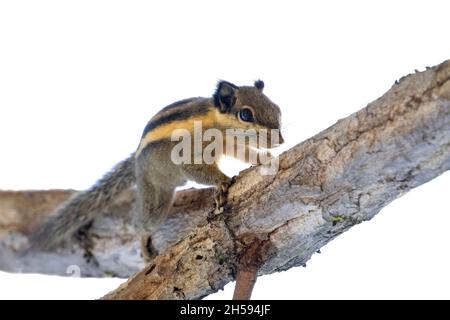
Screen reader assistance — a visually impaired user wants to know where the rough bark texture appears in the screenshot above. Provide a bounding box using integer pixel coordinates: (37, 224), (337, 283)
(0, 60), (449, 299)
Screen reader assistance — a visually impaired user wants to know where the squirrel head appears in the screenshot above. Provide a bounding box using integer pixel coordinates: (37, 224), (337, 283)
(213, 80), (284, 147)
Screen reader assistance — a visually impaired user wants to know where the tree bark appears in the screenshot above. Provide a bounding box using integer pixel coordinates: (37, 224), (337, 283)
(0, 60), (449, 299)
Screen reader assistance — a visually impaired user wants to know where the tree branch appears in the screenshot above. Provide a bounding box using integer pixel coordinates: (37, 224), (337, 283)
(0, 60), (449, 299)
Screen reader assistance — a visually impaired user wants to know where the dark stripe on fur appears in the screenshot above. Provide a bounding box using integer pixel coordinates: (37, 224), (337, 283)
(141, 98), (210, 138)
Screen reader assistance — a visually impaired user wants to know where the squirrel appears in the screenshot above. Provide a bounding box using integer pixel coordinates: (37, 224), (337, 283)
(29, 80), (283, 290)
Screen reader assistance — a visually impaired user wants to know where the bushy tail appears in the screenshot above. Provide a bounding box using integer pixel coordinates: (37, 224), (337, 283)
(29, 154), (135, 251)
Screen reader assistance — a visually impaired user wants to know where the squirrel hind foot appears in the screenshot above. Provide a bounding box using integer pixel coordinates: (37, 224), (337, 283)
(141, 235), (158, 263)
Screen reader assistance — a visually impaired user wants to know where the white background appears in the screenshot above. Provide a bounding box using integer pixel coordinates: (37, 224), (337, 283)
(0, 0), (449, 299)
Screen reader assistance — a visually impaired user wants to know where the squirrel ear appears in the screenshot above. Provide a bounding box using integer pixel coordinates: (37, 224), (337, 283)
(254, 80), (264, 91)
(214, 80), (238, 113)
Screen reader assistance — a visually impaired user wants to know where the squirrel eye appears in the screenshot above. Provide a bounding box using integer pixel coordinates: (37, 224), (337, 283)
(239, 108), (254, 122)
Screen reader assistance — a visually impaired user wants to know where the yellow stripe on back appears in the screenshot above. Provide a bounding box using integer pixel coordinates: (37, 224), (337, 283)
(136, 109), (216, 156)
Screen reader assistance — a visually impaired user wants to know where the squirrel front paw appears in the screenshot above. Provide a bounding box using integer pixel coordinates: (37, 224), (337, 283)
(213, 176), (236, 214)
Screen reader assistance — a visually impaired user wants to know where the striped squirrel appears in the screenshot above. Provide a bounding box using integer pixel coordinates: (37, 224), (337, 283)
(29, 80), (283, 264)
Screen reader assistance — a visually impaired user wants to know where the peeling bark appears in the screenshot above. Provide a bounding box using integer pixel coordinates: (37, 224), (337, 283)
(0, 60), (449, 299)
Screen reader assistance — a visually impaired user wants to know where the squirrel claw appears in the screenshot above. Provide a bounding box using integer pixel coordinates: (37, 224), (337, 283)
(214, 189), (227, 213)
(213, 177), (235, 215)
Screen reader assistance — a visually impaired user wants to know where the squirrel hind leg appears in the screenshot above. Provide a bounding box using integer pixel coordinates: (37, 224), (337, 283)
(140, 234), (158, 263)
